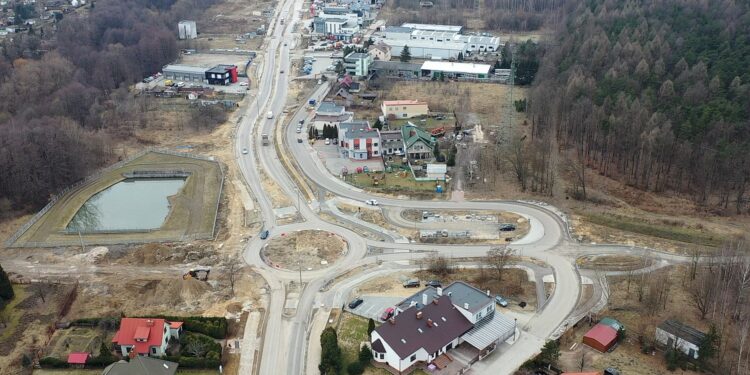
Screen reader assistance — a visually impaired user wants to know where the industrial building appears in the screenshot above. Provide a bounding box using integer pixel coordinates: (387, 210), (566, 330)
(163, 65), (207, 83)
(177, 20), (197, 40)
(383, 26), (412, 40)
(383, 39), (467, 60)
(205, 65), (238, 85)
(420, 61), (492, 79)
(401, 23), (463, 33)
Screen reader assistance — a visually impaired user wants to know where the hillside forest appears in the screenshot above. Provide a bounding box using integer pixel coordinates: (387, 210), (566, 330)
(527, 0), (750, 214)
(0, 0), (221, 214)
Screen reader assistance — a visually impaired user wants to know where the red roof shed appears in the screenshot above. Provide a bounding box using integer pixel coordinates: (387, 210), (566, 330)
(583, 323), (618, 352)
(67, 352), (90, 365)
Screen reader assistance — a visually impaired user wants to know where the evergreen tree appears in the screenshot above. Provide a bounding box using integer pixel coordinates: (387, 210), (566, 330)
(457, 52), (464, 61)
(433, 141), (441, 158)
(0, 264), (14, 303)
(319, 327), (342, 375)
(500, 43), (512, 69)
(538, 340), (560, 365)
(372, 119), (382, 130)
(359, 344), (373, 363)
(99, 342), (113, 359)
(400, 45), (411, 62)
(698, 325), (719, 370)
(367, 318), (375, 337)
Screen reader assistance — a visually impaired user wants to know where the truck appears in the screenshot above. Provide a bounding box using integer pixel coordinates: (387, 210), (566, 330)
(262, 134), (269, 146)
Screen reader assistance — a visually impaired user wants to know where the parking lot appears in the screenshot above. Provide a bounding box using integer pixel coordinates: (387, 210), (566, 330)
(344, 295), (404, 322)
(312, 140), (385, 176)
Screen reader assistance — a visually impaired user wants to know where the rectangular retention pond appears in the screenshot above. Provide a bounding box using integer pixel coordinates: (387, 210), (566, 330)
(67, 178), (186, 232)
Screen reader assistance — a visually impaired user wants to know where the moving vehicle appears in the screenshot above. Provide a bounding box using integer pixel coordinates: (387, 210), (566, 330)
(242, 148), (248, 154)
(495, 295), (508, 307)
(280, 69), (285, 74)
(260, 230), (270, 240)
(296, 128), (302, 133)
(403, 279), (420, 288)
(365, 199), (378, 206)
(262, 134), (269, 146)
(297, 138), (303, 143)
(348, 297), (363, 309)
(267, 111), (274, 119)
(499, 223), (517, 231)
(239, 82), (249, 86)
(324, 138), (330, 145)
(425, 280), (441, 288)
(380, 307), (395, 321)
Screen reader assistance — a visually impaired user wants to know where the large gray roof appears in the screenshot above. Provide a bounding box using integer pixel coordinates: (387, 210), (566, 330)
(444, 281), (492, 313)
(103, 357), (178, 375)
(658, 319), (706, 346)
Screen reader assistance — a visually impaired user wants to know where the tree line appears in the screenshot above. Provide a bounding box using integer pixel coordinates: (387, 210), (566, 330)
(525, 0), (750, 213)
(0, 0), (218, 212)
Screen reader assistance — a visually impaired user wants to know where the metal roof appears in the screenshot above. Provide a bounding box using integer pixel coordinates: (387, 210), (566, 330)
(382, 38), (467, 51)
(443, 281), (492, 313)
(411, 29), (459, 39)
(657, 319), (706, 345)
(461, 311), (515, 350)
(421, 61), (492, 75)
(162, 65), (207, 74)
(384, 26), (412, 34)
(401, 23), (463, 32)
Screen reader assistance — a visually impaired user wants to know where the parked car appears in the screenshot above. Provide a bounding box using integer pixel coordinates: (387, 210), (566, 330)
(365, 199), (378, 206)
(280, 69), (285, 73)
(242, 148), (248, 154)
(260, 230), (270, 240)
(239, 82), (249, 86)
(499, 223), (517, 231)
(296, 128), (302, 133)
(348, 297), (364, 309)
(297, 138), (303, 143)
(495, 295), (509, 307)
(403, 279), (420, 288)
(324, 138), (330, 145)
(425, 280), (441, 288)
(380, 307), (395, 321)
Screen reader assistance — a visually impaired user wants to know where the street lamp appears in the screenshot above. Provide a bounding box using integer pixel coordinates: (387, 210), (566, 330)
(514, 318), (518, 340)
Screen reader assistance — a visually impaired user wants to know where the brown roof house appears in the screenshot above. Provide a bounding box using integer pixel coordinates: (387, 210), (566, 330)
(371, 281), (516, 374)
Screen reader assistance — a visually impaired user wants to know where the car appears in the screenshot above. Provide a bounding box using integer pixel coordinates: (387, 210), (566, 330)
(296, 128), (302, 133)
(297, 138), (303, 143)
(283, 42), (287, 46)
(239, 82), (249, 86)
(298, 119), (305, 125)
(280, 69), (285, 73)
(499, 223), (517, 231)
(242, 148), (248, 154)
(425, 280), (441, 288)
(365, 199), (378, 206)
(380, 307), (395, 321)
(324, 138), (330, 145)
(348, 297), (364, 309)
(403, 279), (420, 288)
(259, 230), (270, 240)
(495, 295), (509, 307)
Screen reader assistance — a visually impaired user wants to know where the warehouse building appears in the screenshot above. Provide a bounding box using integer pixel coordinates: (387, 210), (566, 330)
(401, 23), (463, 33)
(383, 39), (467, 60)
(163, 65), (206, 83)
(420, 61), (492, 79)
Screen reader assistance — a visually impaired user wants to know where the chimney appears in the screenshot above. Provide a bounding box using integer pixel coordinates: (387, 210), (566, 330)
(437, 287), (443, 296)
(464, 303), (469, 310)
(422, 293), (428, 306)
(146, 319), (154, 327)
(486, 290), (490, 297)
(427, 319), (433, 327)
(410, 301), (417, 307)
(416, 311), (423, 320)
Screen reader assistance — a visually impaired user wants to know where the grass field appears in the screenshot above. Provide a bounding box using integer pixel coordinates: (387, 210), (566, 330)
(581, 213), (725, 248)
(46, 327), (108, 359)
(346, 171), (445, 194)
(0, 286), (28, 343)
(10, 151), (223, 247)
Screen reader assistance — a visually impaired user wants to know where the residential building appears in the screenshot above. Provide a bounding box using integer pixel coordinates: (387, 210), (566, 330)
(338, 120), (370, 146)
(111, 318), (182, 357)
(420, 61), (492, 80)
(324, 18), (347, 34)
(369, 61), (422, 79)
(380, 130), (404, 157)
(401, 124), (435, 161)
(317, 102), (346, 117)
(382, 100), (429, 119)
(372, 281), (515, 373)
(163, 65), (206, 83)
(344, 52), (373, 77)
(103, 357), (178, 375)
(368, 42), (392, 61)
(381, 38), (468, 60)
(401, 23), (463, 33)
(177, 20), (197, 40)
(205, 64), (238, 85)
(342, 128), (381, 160)
(655, 319), (706, 359)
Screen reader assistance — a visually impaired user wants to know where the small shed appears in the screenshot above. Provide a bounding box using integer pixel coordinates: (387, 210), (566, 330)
(583, 323), (618, 352)
(655, 319), (706, 359)
(67, 352), (90, 368)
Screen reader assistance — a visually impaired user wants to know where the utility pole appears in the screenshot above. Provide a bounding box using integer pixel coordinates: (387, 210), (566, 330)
(78, 231), (86, 253)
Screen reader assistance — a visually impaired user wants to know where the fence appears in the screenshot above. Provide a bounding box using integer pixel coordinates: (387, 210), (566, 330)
(5, 148), (225, 247)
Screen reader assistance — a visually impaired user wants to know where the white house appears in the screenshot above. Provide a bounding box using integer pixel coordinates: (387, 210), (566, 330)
(341, 128), (381, 160)
(112, 318), (182, 357)
(655, 319), (706, 359)
(372, 282), (515, 373)
(368, 42), (392, 61)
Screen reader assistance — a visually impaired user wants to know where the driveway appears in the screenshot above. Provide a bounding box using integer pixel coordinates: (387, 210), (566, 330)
(344, 295), (403, 321)
(312, 141), (385, 175)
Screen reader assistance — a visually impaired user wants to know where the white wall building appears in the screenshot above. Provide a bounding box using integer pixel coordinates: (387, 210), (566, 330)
(178, 20), (197, 40)
(655, 320), (706, 359)
(382, 38), (467, 60)
(401, 23), (463, 33)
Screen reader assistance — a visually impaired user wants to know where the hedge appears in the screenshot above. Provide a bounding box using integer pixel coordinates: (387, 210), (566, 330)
(135, 315), (227, 339)
(180, 331), (222, 357)
(86, 356), (118, 368)
(163, 356), (221, 369)
(39, 357), (68, 368)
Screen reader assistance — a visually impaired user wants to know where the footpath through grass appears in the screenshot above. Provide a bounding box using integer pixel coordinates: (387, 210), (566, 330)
(582, 213), (725, 247)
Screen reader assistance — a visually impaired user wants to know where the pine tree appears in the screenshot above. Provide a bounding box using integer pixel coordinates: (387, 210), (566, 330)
(319, 327), (342, 374)
(0, 264), (14, 302)
(400, 45), (411, 62)
(457, 52), (464, 61)
(372, 119), (382, 130)
(367, 318), (375, 337)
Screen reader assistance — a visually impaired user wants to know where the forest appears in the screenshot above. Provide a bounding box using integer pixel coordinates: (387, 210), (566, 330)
(0, 0), (218, 214)
(527, 0), (750, 213)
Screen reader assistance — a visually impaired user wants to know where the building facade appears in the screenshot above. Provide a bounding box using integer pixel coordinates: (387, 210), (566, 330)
(420, 61), (492, 80)
(112, 318), (182, 357)
(382, 100), (429, 119)
(401, 125), (435, 161)
(368, 43), (392, 61)
(380, 130), (404, 157)
(205, 65), (238, 85)
(163, 65), (206, 83)
(342, 129), (381, 160)
(177, 20), (197, 39)
(655, 320), (706, 359)
(344, 52), (373, 77)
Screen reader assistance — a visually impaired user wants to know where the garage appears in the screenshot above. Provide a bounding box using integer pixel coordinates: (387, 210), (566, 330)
(582, 323), (618, 352)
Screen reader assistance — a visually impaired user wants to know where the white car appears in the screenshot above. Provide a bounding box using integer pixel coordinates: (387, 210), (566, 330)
(242, 148), (248, 154)
(324, 139), (330, 145)
(365, 199), (378, 206)
(239, 82), (249, 86)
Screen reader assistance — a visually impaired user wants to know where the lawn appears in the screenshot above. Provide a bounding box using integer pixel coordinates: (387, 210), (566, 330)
(0, 285), (28, 343)
(347, 171), (446, 193)
(582, 213), (724, 247)
(337, 313), (370, 375)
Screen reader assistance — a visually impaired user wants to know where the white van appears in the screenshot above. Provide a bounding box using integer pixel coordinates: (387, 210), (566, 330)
(266, 111), (274, 119)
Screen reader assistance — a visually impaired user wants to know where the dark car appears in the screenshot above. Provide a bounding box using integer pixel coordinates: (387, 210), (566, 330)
(499, 223), (517, 231)
(348, 297), (363, 309)
(259, 230), (270, 240)
(425, 280), (442, 288)
(297, 138), (303, 143)
(402, 279), (420, 288)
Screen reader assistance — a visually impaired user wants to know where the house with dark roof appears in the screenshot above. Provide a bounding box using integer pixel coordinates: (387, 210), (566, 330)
(102, 356), (178, 375)
(655, 319), (706, 359)
(111, 318), (182, 357)
(372, 281), (516, 373)
(381, 130), (404, 158)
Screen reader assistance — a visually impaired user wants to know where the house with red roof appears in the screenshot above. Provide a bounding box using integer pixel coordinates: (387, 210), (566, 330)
(112, 318), (182, 357)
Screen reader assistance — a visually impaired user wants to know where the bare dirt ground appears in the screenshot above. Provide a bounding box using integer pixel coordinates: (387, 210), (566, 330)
(336, 202), (414, 238)
(196, 0), (273, 36)
(402, 209), (530, 243)
(262, 230), (347, 270)
(577, 254), (653, 272)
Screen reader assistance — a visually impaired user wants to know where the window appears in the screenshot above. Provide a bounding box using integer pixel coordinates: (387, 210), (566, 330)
(410, 354), (417, 362)
(152, 347), (157, 354)
(373, 142), (379, 146)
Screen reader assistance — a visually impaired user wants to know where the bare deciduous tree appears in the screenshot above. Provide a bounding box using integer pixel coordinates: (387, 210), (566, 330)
(486, 247), (513, 281)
